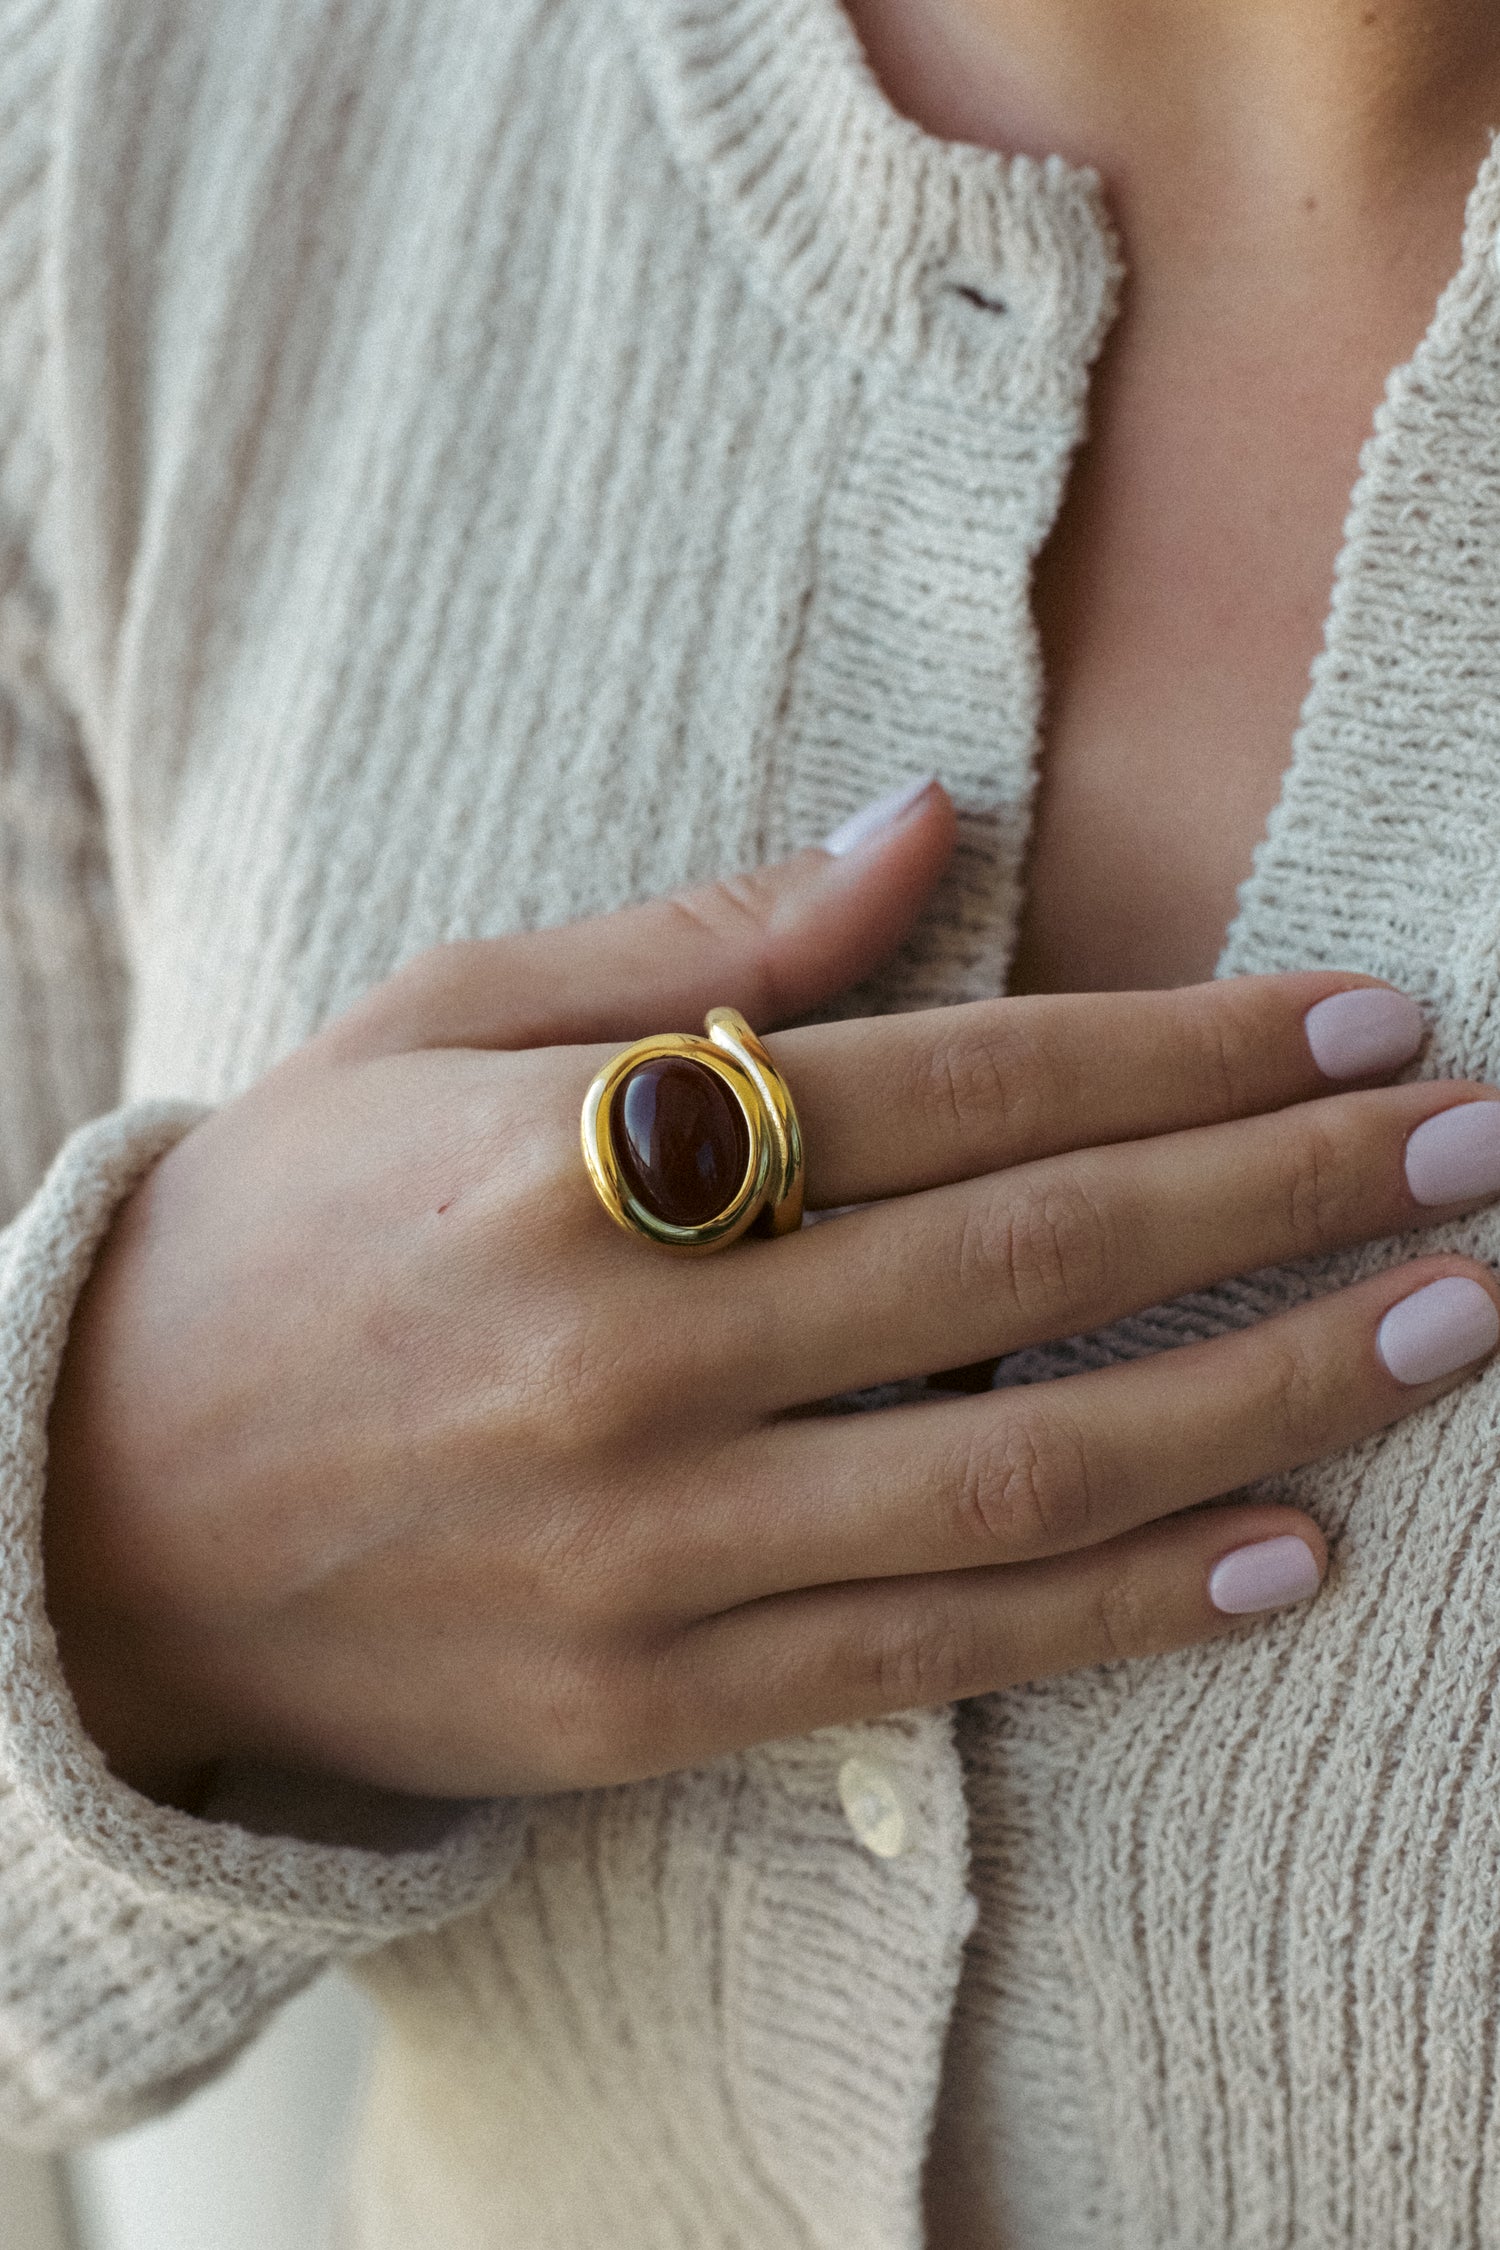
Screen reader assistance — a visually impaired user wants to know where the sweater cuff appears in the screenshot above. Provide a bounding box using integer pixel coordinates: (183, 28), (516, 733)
(0, 1104), (524, 2143)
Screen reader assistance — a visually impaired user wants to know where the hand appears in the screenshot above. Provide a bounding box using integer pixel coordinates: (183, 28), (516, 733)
(42, 783), (1500, 1803)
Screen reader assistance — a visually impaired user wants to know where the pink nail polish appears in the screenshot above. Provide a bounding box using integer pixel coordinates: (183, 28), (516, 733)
(822, 776), (937, 857)
(1208, 1535), (1322, 1616)
(1376, 1275), (1500, 1386)
(1405, 1103), (1500, 1205)
(1304, 988), (1424, 1079)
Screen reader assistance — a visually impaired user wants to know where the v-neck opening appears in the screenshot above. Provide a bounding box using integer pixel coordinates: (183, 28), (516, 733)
(621, 0), (1500, 998)
(811, 6), (1500, 993)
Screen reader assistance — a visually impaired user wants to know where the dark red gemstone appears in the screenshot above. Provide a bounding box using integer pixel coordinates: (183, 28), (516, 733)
(612, 1057), (750, 1229)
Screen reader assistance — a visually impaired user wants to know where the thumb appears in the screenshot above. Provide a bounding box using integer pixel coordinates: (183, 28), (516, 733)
(329, 776), (955, 1057)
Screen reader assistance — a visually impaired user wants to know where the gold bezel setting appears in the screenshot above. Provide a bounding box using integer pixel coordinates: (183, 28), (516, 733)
(581, 1009), (805, 1253)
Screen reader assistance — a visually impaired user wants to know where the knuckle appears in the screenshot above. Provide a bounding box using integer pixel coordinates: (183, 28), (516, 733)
(1253, 1331), (1323, 1446)
(1188, 992), (1263, 1115)
(915, 1010), (1055, 1150)
(1281, 1115), (1358, 1252)
(955, 1409), (1095, 1557)
(1089, 1562), (1154, 1667)
(869, 1601), (983, 1712)
(961, 1170), (1113, 1324)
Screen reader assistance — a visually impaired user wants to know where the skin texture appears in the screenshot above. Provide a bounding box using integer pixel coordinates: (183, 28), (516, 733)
(42, 789), (1500, 1805)
(833, 7), (1500, 2236)
(844, 0), (1500, 991)
(39, 5), (1500, 1850)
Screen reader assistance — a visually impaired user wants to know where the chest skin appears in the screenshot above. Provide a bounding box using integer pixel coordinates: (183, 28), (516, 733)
(52, 0), (1500, 2238)
(843, 0), (1499, 996)
(1010, 254), (1475, 994)
(1012, 307), (1413, 992)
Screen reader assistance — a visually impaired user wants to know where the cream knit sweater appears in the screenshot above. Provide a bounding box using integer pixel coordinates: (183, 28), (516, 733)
(3, 1), (1500, 2244)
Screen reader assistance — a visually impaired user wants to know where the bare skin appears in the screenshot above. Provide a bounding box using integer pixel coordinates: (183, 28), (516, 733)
(38, 0), (1500, 1940)
(846, 0), (1500, 989)
(830, 4), (1500, 2238)
(40, 789), (1500, 1807)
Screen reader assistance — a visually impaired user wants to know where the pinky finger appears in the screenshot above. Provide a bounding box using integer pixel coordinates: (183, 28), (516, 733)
(665, 1504), (1328, 1754)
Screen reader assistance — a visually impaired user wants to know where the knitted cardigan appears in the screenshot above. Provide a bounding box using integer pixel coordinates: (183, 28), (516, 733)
(4, 1), (1500, 2244)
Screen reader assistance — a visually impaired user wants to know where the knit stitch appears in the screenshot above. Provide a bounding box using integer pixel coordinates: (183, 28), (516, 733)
(1, 0), (1500, 2243)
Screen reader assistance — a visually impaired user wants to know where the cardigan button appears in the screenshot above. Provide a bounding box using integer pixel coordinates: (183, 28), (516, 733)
(837, 1755), (913, 1858)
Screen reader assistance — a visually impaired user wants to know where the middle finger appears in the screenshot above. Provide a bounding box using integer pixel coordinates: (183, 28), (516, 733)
(734, 1082), (1500, 1410)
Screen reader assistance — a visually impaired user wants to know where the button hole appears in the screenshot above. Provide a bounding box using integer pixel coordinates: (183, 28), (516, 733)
(949, 283), (1008, 316)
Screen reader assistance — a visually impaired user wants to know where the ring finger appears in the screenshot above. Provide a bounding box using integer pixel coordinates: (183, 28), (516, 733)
(733, 1082), (1500, 1410)
(686, 1256), (1499, 1609)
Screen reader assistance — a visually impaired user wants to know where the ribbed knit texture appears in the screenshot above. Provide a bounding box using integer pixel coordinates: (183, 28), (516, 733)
(1, 0), (1500, 2243)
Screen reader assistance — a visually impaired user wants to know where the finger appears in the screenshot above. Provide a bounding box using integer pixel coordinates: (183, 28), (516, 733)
(765, 973), (1427, 1208)
(741, 1081), (1500, 1408)
(695, 1257), (1499, 1607)
(320, 778), (955, 1060)
(633, 1502), (1329, 1771)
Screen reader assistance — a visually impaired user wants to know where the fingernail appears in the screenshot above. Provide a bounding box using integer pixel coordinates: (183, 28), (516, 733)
(822, 776), (937, 857)
(1405, 1102), (1500, 1205)
(1304, 988), (1424, 1079)
(1208, 1535), (1323, 1616)
(1376, 1274), (1500, 1385)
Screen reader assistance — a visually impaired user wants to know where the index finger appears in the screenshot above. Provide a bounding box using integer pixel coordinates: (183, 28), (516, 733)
(769, 974), (1425, 1207)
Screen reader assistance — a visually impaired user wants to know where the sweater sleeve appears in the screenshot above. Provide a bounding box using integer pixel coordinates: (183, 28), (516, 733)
(0, 0), (523, 2149)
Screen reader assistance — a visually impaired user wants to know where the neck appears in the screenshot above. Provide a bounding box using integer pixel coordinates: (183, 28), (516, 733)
(849, 0), (1500, 238)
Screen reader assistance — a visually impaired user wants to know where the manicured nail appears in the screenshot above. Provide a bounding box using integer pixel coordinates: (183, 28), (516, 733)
(1304, 988), (1424, 1079)
(1376, 1275), (1500, 1386)
(1404, 1102), (1500, 1205)
(822, 776), (937, 857)
(1208, 1535), (1323, 1616)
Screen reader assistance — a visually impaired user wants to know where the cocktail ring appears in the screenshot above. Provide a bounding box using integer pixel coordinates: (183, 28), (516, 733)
(581, 1007), (805, 1253)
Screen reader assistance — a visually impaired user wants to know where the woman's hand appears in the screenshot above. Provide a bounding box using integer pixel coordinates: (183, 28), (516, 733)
(41, 783), (1500, 1804)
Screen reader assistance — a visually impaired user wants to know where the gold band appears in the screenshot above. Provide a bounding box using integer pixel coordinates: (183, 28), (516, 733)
(581, 1007), (805, 1253)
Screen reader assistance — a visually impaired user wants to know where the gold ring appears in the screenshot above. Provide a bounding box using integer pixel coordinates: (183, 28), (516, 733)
(581, 1008), (805, 1253)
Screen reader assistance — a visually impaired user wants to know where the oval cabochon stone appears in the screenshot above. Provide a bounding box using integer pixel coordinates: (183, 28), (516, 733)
(612, 1056), (751, 1228)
